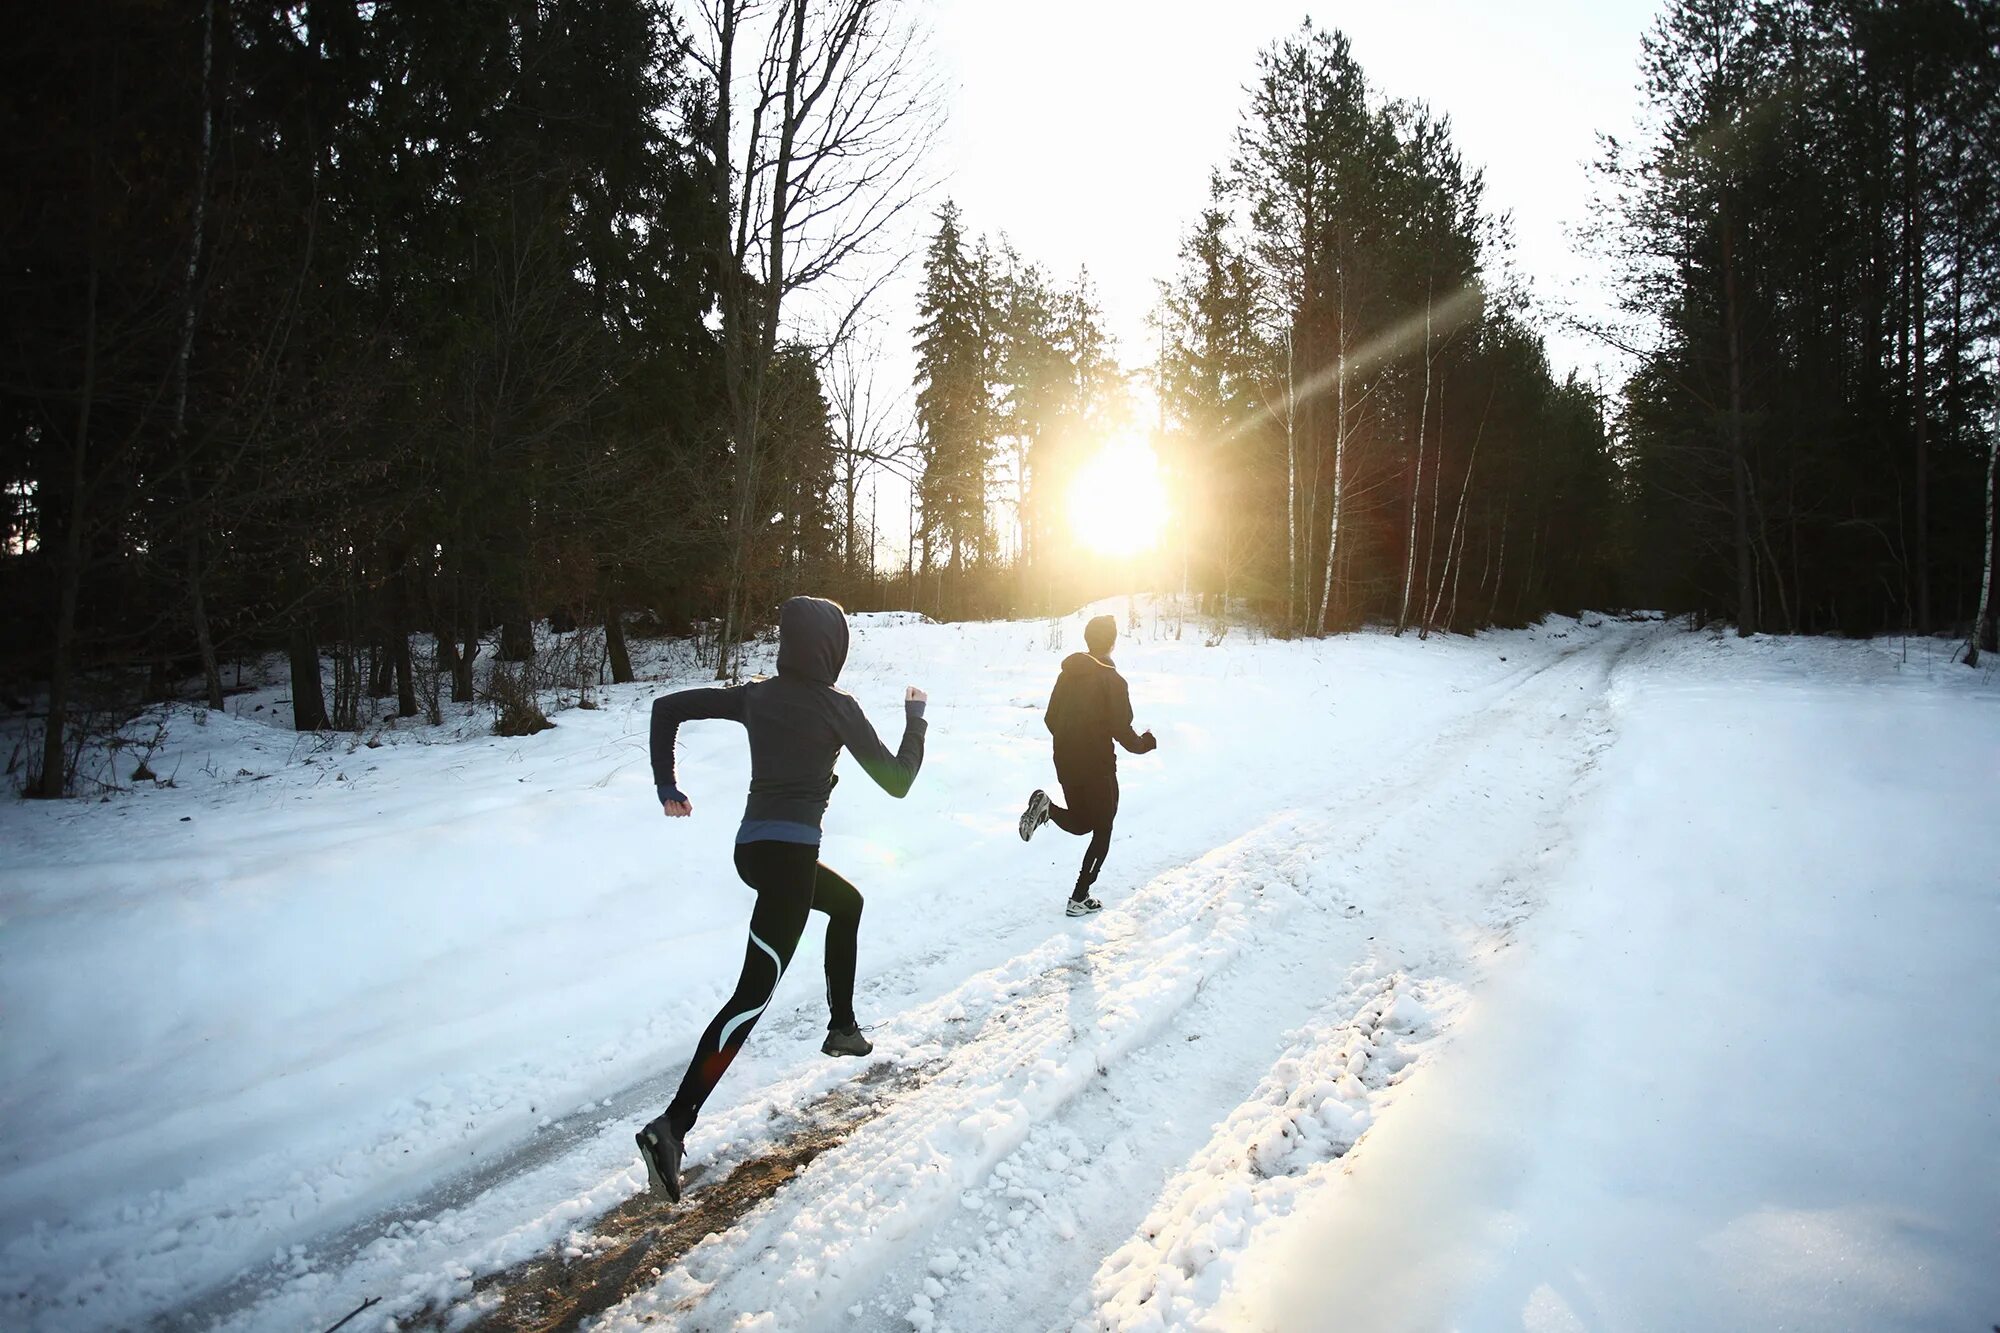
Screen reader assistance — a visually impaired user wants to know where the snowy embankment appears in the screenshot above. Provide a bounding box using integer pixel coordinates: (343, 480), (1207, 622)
(1, 609), (1994, 1332)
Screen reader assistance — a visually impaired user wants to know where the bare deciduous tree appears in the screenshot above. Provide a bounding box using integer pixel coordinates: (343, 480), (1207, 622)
(689, 0), (940, 678)
(826, 337), (917, 588)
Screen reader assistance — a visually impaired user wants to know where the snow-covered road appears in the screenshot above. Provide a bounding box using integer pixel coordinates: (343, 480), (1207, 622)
(621, 619), (1642, 1333)
(2, 609), (1994, 1331)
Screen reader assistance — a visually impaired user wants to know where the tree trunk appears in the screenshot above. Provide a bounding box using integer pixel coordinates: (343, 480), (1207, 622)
(1397, 276), (1434, 635)
(1516, 524), (1539, 619)
(1301, 325), (1318, 633)
(1972, 382), (1998, 664)
(1477, 514), (1494, 599)
(1721, 194), (1757, 636)
(1488, 504), (1509, 622)
(1904, 65), (1930, 634)
(710, 1), (749, 679)
(1420, 336), (1447, 628)
(1427, 381), (1493, 635)
(1445, 505), (1471, 632)
(288, 623), (328, 732)
(715, 0), (811, 678)
(436, 628), (478, 700)
(391, 568), (417, 719)
(36, 254), (101, 798)
(1316, 261), (1348, 635)
(393, 635), (416, 718)
(177, 0), (223, 712)
(1285, 331), (1298, 632)
(865, 480), (877, 592)
(604, 588), (634, 685)
(436, 633), (471, 705)
(190, 538), (225, 710)
(950, 536), (964, 621)
(455, 635), (478, 703)
(841, 455), (861, 581)
(499, 618), (534, 663)
(1912, 205), (1930, 635)
(145, 659), (174, 704)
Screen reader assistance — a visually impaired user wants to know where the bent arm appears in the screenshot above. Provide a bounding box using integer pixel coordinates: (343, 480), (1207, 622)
(1111, 676), (1157, 754)
(834, 694), (927, 798)
(649, 686), (746, 799)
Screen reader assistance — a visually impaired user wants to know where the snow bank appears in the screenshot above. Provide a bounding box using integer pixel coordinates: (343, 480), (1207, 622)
(1216, 630), (2000, 1333)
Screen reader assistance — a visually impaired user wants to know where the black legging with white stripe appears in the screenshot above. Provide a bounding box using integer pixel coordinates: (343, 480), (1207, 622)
(664, 840), (862, 1139)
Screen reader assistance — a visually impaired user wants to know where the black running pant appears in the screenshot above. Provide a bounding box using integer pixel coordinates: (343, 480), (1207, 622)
(666, 840), (863, 1137)
(1048, 762), (1119, 900)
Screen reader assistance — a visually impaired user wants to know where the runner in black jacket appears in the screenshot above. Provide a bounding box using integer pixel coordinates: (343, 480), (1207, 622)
(1017, 614), (1157, 916)
(635, 596), (926, 1202)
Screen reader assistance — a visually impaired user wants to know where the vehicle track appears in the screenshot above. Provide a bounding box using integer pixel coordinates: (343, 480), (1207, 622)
(195, 624), (1651, 1333)
(582, 625), (1650, 1331)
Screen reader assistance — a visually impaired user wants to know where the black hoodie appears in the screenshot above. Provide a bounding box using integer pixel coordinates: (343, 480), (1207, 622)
(650, 597), (927, 844)
(1044, 651), (1155, 770)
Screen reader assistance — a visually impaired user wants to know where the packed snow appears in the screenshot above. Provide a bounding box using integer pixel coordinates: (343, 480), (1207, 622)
(1, 604), (1994, 1331)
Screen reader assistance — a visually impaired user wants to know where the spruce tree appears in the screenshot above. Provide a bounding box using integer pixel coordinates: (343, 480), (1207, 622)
(913, 200), (994, 613)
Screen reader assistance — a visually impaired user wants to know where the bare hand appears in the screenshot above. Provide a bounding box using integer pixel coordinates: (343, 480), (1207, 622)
(906, 686), (927, 705)
(663, 799), (693, 817)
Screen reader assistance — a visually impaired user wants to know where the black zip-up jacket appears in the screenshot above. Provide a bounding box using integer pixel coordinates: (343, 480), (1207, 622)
(650, 597), (926, 839)
(1044, 651), (1156, 771)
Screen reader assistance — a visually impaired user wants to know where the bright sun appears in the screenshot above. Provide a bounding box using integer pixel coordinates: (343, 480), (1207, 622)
(1068, 438), (1169, 557)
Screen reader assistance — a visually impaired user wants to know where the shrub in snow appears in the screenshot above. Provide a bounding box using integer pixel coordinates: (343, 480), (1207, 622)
(486, 667), (553, 738)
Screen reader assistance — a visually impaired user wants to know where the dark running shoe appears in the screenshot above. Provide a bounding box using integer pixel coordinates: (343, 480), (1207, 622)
(1019, 789), (1051, 842)
(636, 1114), (684, 1203)
(1065, 895), (1103, 918)
(822, 1023), (874, 1057)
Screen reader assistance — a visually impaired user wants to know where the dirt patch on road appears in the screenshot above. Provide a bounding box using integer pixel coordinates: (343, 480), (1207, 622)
(444, 1064), (926, 1332)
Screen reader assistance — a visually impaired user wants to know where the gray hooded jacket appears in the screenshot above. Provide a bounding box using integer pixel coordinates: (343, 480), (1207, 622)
(650, 597), (927, 845)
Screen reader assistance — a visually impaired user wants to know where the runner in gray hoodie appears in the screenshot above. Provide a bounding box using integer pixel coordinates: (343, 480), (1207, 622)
(636, 596), (926, 1202)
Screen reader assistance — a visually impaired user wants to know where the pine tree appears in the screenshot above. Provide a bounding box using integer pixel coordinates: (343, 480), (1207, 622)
(1603, 0), (1999, 635)
(1157, 200), (1278, 602)
(913, 201), (994, 613)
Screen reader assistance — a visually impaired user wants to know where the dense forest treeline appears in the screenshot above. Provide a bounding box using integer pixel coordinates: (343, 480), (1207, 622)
(907, 22), (1622, 634)
(1602, 0), (1999, 643)
(3, 0), (1995, 796)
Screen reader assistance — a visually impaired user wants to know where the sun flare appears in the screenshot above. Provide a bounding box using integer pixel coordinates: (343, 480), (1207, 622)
(1068, 438), (1169, 557)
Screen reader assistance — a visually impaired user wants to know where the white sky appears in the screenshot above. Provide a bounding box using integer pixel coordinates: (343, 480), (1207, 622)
(927, 0), (1655, 378)
(853, 0), (1664, 568)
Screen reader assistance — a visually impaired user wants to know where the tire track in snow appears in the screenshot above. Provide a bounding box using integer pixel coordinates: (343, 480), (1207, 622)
(834, 625), (1646, 1333)
(580, 625), (1650, 1331)
(197, 624), (1647, 1333)
(865, 967), (1462, 1333)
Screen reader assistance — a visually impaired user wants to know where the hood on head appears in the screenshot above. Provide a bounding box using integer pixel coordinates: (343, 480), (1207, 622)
(776, 596), (849, 684)
(1083, 614), (1117, 660)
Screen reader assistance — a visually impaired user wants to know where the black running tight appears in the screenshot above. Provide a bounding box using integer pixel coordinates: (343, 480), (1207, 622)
(665, 841), (863, 1137)
(1048, 765), (1119, 900)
